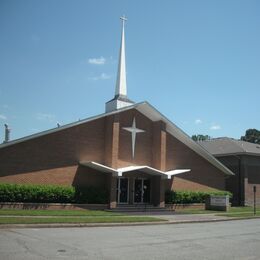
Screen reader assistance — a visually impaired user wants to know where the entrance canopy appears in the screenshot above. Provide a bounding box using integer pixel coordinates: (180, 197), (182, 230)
(80, 161), (190, 179)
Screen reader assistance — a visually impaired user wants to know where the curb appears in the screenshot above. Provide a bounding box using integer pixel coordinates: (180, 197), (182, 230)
(0, 216), (259, 229)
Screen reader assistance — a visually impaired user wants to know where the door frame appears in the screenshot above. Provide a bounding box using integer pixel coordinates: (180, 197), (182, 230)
(117, 177), (129, 204)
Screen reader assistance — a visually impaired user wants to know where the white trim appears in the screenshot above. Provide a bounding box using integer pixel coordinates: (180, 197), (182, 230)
(80, 161), (117, 174)
(166, 169), (191, 177)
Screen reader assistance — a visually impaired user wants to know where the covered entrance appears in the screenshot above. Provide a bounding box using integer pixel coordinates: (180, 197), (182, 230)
(117, 177), (151, 204)
(79, 161), (190, 208)
(116, 174), (154, 205)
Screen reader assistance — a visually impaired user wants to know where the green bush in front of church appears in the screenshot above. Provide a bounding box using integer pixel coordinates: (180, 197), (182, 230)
(165, 190), (232, 204)
(0, 183), (108, 204)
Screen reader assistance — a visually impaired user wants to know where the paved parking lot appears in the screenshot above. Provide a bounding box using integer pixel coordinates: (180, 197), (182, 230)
(0, 219), (260, 260)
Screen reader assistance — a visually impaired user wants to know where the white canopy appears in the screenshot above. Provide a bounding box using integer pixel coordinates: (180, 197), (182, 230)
(80, 161), (190, 180)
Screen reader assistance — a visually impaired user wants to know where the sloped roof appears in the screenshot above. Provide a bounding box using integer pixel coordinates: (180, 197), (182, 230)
(0, 101), (234, 175)
(199, 138), (260, 156)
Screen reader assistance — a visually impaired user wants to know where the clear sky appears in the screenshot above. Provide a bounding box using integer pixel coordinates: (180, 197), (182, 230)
(0, 0), (259, 141)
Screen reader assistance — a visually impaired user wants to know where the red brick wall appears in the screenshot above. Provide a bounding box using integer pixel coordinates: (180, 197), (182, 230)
(216, 155), (260, 206)
(245, 181), (260, 206)
(0, 118), (106, 186)
(0, 108), (227, 193)
(0, 166), (77, 186)
(244, 163), (260, 206)
(0, 165), (108, 188)
(166, 133), (226, 191)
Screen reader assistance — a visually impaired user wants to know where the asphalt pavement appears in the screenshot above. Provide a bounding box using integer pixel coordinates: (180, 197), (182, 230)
(0, 219), (260, 259)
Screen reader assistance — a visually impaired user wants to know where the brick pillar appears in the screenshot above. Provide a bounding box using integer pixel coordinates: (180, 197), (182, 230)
(105, 114), (120, 168)
(105, 115), (120, 209)
(152, 121), (167, 207)
(242, 161), (248, 206)
(159, 178), (165, 208)
(108, 175), (117, 209)
(152, 176), (165, 207)
(152, 121), (166, 171)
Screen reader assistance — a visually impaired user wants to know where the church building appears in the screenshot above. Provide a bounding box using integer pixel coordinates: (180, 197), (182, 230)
(0, 17), (233, 208)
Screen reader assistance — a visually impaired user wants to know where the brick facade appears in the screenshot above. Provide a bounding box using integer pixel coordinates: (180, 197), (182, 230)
(217, 155), (260, 206)
(0, 108), (228, 207)
(166, 133), (226, 191)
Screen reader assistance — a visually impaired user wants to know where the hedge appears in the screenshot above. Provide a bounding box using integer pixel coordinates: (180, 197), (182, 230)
(165, 190), (232, 204)
(0, 183), (232, 205)
(0, 183), (108, 204)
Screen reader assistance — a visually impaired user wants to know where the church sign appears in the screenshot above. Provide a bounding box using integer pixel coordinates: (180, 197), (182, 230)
(205, 195), (229, 211)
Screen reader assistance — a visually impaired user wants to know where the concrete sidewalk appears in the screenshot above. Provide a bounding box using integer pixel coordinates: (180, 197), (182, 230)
(129, 212), (232, 222)
(1, 212), (258, 229)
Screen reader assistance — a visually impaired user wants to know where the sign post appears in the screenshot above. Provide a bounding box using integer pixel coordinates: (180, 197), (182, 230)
(253, 186), (256, 216)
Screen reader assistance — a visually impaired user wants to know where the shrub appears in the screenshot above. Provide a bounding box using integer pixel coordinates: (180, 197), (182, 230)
(0, 183), (108, 204)
(75, 186), (108, 204)
(165, 190), (232, 204)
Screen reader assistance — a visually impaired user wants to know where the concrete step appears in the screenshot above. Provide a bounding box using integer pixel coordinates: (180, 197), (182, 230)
(106, 205), (169, 212)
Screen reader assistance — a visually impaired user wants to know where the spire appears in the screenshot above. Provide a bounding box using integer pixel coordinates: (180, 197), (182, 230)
(115, 16), (127, 97)
(105, 16), (134, 113)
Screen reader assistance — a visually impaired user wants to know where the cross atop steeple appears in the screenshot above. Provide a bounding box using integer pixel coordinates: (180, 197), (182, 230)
(105, 16), (134, 113)
(120, 15), (127, 23)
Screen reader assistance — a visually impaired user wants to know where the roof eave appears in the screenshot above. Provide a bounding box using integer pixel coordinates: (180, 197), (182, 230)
(214, 152), (260, 157)
(0, 101), (146, 149)
(135, 102), (234, 176)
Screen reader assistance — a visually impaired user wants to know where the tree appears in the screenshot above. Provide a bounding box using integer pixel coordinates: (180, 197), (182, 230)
(191, 134), (211, 141)
(241, 129), (260, 144)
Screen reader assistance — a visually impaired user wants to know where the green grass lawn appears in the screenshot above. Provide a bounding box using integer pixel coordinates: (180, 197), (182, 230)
(217, 207), (260, 218)
(0, 209), (165, 224)
(228, 206), (260, 213)
(0, 216), (165, 224)
(1, 207), (259, 225)
(0, 209), (123, 216)
(175, 206), (260, 215)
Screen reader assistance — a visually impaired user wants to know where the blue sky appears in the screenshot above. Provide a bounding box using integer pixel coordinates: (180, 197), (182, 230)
(0, 0), (259, 141)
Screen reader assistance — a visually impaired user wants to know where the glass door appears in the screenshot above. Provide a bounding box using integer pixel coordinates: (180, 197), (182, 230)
(143, 179), (151, 203)
(117, 178), (129, 204)
(134, 179), (151, 203)
(134, 179), (143, 203)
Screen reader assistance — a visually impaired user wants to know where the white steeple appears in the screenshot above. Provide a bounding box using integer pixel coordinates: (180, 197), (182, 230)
(105, 16), (134, 113)
(115, 16), (127, 97)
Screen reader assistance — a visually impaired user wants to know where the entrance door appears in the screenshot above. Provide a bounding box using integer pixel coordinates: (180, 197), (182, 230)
(117, 178), (128, 204)
(143, 179), (151, 203)
(134, 179), (143, 203)
(134, 179), (151, 203)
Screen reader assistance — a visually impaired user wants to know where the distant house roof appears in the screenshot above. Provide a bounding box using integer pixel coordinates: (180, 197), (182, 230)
(199, 137), (260, 156)
(0, 101), (234, 176)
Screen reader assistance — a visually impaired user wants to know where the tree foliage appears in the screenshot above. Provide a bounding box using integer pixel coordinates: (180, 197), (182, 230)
(191, 134), (211, 141)
(241, 129), (260, 144)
